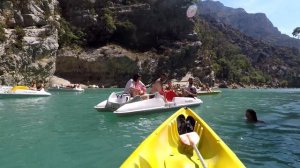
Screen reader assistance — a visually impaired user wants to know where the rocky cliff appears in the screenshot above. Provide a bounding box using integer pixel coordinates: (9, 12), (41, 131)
(0, 0), (299, 87)
(54, 0), (201, 87)
(0, 0), (59, 84)
(195, 15), (300, 87)
(198, 0), (300, 50)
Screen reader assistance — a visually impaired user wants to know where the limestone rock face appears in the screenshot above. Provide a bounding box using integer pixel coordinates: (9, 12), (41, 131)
(49, 75), (71, 86)
(0, 0), (60, 85)
(1, 0), (298, 87)
(54, 37), (202, 87)
(55, 45), (149, 87)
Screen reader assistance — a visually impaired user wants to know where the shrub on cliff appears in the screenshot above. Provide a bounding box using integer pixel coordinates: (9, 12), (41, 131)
(14, 26), (25, 49)
(58, 18), (84, 47)
(113, 20), (137, 47)
(293, 27), (300, 39)
(84, 8), (116, 46)
(0, 24), (6, 42)
(15, 26), (25, 39)
(100, 9), (116, 33)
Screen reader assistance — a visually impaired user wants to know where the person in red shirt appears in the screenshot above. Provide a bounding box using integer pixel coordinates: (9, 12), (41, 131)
(164, 82), (177, 102)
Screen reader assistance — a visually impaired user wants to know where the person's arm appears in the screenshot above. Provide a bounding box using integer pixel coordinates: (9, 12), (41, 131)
(150, 81), (158, 94)
(124, 80), (133, 94)
(191, 86), (198, 94)
(184, 86), (197, 97)
(139, 81), (147, 93)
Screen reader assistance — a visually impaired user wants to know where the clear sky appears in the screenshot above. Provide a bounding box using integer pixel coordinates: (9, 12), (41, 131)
(212, 0), (299, 37)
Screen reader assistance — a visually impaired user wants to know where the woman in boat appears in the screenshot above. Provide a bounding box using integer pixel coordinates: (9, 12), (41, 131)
(29, 80), (37, 90)
(124, 73), (147, 97)
(245, 109), (264, 123)
(36, 80), (44, 91)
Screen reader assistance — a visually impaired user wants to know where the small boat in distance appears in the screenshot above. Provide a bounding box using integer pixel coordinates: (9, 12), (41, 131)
(121, 107), (245, 167)
(0, 86), (51, 98)
(197, 89), (222, 95)
(0, 85), (13, 93)
(48, 84), (84, 92)
(88, 84), (99, 88)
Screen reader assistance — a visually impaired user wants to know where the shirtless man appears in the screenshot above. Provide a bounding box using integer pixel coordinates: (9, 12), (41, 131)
(150, 73), (167, 95)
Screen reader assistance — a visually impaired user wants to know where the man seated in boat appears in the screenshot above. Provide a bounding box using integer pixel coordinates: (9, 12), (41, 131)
(183, 77), (197, 97)
(29, 80), (37, 90)
(150, 73), (167, 96)
(124, 73), (147, 99)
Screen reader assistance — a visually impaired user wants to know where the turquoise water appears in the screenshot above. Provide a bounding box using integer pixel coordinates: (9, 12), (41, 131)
(0, 88), (299, 168)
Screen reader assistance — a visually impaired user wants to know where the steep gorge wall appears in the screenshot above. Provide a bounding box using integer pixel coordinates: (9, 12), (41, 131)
(0, 0), (201, 86)
(1, 0), (299, 87)
(0, 0), (59, 85)
(198, 0), (300, 50)
(54, 0), (201, 87)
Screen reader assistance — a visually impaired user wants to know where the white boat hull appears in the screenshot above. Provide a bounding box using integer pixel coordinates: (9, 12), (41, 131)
(48, 87), (84, 92)
(0, 86), (13, 93)
(0, 88), (51, 98)
(197, 90), (222, 95)
(114, 94), (203, 115)
(94, 92), (132, 111)
(95, 92), (203, 114)
(94, 100), (108, 111)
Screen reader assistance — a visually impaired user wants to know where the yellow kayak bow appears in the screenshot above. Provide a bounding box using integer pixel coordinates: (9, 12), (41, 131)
(121, 107), (245, 168)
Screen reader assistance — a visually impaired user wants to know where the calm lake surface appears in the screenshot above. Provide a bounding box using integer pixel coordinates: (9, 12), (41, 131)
(0, 88), (299, 168)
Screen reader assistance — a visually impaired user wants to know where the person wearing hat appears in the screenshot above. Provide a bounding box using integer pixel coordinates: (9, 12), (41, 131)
(124, 73), (147, 97)
(183, 77), (197, 97)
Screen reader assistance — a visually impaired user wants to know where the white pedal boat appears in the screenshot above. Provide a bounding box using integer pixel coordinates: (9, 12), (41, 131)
(94, 92), (133, 111)
(197, 90), (222, 95)
(94, 92), (203, 115)
(0, 86), (51, 98)
(0, 85), (13, 93)
(48, 86), (84, 92)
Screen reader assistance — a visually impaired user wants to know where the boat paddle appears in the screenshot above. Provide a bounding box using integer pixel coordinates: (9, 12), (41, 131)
(180, 132), (208, 168)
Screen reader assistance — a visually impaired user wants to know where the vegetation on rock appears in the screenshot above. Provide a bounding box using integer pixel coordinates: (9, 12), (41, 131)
(0, 0), (299, 87)
(293, 27), (300, 39)
(194, 17), (300, 87)
(0, 24), (6, 42)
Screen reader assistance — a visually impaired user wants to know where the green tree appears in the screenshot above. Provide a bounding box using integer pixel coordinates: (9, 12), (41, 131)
(292, 27), (300, 38)
(100, 9), (116, 34)
(58, 18), (83, 47)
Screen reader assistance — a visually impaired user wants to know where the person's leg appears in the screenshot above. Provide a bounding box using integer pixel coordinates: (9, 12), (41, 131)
(130, 88), (139, 97)
(140, 94), (148, 100)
